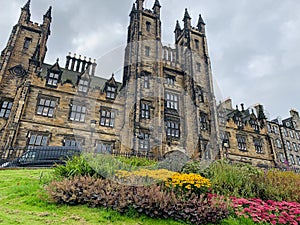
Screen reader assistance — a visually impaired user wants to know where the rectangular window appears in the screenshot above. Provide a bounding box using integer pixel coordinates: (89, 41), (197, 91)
(23, 37), (32, 49)
(289, 154), (295, 165)
(196, 62), (201, 72)
(139, 132), (150, 152)
(165, 92), (179, 110)
(296, 156), (300, 166)
(47, 72), (60, 87)
(250, 120), (260, 132)
(274, 126), (279, 134)
(296, 132), (300, 140)
(95, 141), (113, 154)
(279, 152), (285, 163)
(276, 139), (282, 148)
(254, 138), (263, 154)
(292, 142), (298, 152)
(106, 86), (116, 99)
(0, 100), (13, 119)
(28, 133), (49, 146)
(200, 112), (209, 131)
(146, 21), (151, 32)
(78, 79), (89, 93)
(166, 76), (175, 86)
(289, 130), (294, 138)
(237, 135), (247, 151)
(141, 101), (150, 119)
(195, 39), (199, 50)
(144, 74), (150, 88)
(145, 46), (150, 57)
(64, 138), (83, 148)
(100, 108), (115, 127)
(286, 140), (291, 150)
(36, 96), (57, 117)
(198, 88), (204, 103)
(69, 103), (86, 122)
(166, 120), (180, 139)
(283, 128), (288, 137)
(221, 132), (230, 148)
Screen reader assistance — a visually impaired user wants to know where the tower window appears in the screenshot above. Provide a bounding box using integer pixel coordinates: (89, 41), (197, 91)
(36, 96), (57, 118)
(144, 74), (150, 88)
(106, 85), (116, 99)
(165, 92), (179, 111)
(166, 119), (180, 139)
(166, 76), (175, 86)
(196, 63), (201, 72)
(100, 108), (115, 128)
(78, 79), (89, 93)
(195, 39), (199, 50)
(0, 100), (13, 119)
(23, 37), (32, 50)
(145, 46), (150, 57)
(146, 21), (151, 32)
(139, 132), (150, 152)
(236, 135), (247, 151)
(28, 132), (49, 147)
(200, 112), (209, 131)
(46, 72), (60, 87)
(254, 138), (263, 154)
(140, 101), (150, 119)
(69, 103), (86, 122)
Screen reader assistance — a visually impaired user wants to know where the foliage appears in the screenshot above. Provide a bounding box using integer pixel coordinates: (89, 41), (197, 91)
(115, 169), (176, 185)
(255, 170), (300, 202)
(45, 176), (229, 224)
(115, 156), (158, 167)
(200, 160), (262, 198)
(230, 196), (300, 225)
(181, 160), (205, 174)
(165, 172), (211, 197)
(53, 155), (97, 178)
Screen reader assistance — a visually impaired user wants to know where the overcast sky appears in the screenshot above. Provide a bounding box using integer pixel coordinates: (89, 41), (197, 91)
(0, 0), (299, 120)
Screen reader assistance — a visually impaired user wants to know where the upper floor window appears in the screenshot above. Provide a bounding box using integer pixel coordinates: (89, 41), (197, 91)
(23, 37), (32, 50)
(196, 63), (201, 72)
(221, 132), (230, 148)
(166, 76), (175, 86)
(198, 88), (204, 103)
(0, 100), (13, 119)
(146, 21), (151, 32)
(100, 108), (115, 128)
(254, 138), (263, 154)
(46, 72), (60, 87)
(274, 126), (279, 134)
(95, 141), (113, 154)
(36, 96), (58, 118)
(69, 103), (86, 122)
(289, 154), (295, 165)
(106, 85), (116, 100)
(139, 132), (150, 152)
(286, 140), (291, 150)
(78, 79), (89, 93)
(279, 152), (285, 163)
(166, 119), (180, 139)
(28, 132), (49, 147)
(234, 116), (243, 129)
(145, 46), (150, 57)
(292, 142), (298, 152)
(276, 139), (282, 148)
(283, 128), (288, 137)
(144, 74), (150, 88)
(200, 112), (209, 131)
(165, 92), (178, 111)
(250, 119), (260, 132)
(296, 132), (300, 140)
(296, 156), (300, 166)
(289, 130), (294, 139)
(237, 135), (247, 151)
(140, 101), (151, 119)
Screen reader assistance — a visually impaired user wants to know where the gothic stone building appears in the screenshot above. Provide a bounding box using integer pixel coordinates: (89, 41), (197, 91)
(0, 0), (219, 159)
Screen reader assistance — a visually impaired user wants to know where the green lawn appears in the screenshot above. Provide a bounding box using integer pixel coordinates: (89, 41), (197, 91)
(0, 169), (187, 225)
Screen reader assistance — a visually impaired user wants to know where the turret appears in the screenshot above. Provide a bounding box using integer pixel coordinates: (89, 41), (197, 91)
(197, 14), (206, 33)
(136, 0), (144, 11)
(152, 0), (161, 17)
(19, 0), (31, 23)
(183, 8), (191, 30)
(174, 20), (182, 41)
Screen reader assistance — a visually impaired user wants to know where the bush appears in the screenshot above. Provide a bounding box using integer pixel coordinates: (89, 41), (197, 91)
(115, 156), (157, 167)
(45, 176), (229, 225)
(255, 170), (300, 202)
(200, 160), (262, 198)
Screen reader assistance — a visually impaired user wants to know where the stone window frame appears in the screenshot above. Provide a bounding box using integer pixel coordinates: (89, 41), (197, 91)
(292, 142), (298, 152)
(140, 100), (151, 119)
(46, 70), (61, 88)
(279, 152), (285, 163)
(166, 74), (175, 86)
(196, 62), (201, 72)
(141, 71), (151, 89)
(146, 21), (151, 32)
(100, 107), (116, 128)
(289, 154), (295, 165)
(195, 39), (200, 50)
(234, 116), (244, 129)
(63, 136), (85, 148)
(283, 128), (288, 137)
(145, 46), (150, 57)
(236, 134), (247, 151)
(249, 119), (260, 133)
(36, 95), (59, 118)
(23, 37), (32, 50)
(0, 99), (13, 119)
(200, 111), (209, 131)
(286, 140), (292, 150)
(289, 130), (294, 139)
(105, 85), (117, 100)
(69, 101), (87, 123)
(296, 155), (300, 166)
(165, 117), (180, 140)
(78, 79), (90, 93)
(138, 130), (150, 152)
(276, 139), (282, 148)
(296, 132), (300, 140)
(165, 91), (179, 111)
(221, 131), (231, 148)
(253, 138), (263, 154)
(95, 140), (114, 154)
(27, 131), (50, 147)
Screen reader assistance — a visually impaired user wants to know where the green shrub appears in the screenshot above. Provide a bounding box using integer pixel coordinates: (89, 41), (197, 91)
(255, 170), (300, 202)
(201, 160), (262, 198)
(53, 155), (96, 178)
(115, 156), (157, 167)
(45, 176), (229, 225)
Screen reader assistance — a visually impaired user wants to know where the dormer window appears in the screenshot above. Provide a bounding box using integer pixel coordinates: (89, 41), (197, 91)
(106, 85), (116, 100)
(46, 72), (60, 87)
(250, 119), (259, 132)
(234, 116), (243, 129)
(78, 79), (89, 93)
